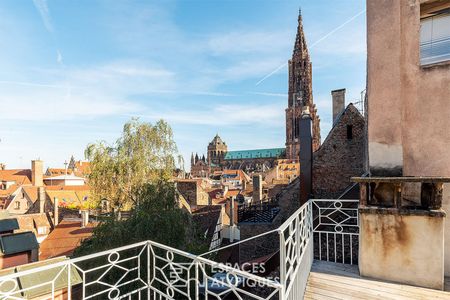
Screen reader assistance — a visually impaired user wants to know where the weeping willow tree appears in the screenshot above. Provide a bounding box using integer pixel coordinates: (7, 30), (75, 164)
(76, 119), (208, 258)
(85, 118), (181, 210)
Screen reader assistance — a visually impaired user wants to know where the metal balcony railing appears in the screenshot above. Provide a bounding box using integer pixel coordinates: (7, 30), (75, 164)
(0, 201), (320, 299)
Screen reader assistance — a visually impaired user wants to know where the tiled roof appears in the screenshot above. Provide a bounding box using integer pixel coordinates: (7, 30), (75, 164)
(15, 213), (51, 235)
(39, 220), (96, 260)
(224, 148), (285, 160)
(45, 168), (68, 176)
(0, 232), (39, 255)
(45, 185), (91, 209)
(74, 161), (91, 174)
(0, 169), (32, 184)
(46, 190), (81, 209)
(192, 205), (222, 243)
(22, 186), (39, 203)
(0, 170), (32, 199)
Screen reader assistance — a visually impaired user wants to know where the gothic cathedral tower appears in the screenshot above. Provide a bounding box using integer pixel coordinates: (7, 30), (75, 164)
(285, 10), (321, 160)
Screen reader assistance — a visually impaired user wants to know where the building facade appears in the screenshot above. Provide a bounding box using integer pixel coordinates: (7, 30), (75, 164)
(356, 0), (450, 288)
(285, 11), (321, 160)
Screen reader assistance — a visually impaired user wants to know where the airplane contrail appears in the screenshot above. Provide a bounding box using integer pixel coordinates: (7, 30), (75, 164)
(255, 9), (366, 86)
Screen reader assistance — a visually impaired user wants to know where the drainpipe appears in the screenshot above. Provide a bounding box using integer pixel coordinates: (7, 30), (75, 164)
(299, 106), (313, 205)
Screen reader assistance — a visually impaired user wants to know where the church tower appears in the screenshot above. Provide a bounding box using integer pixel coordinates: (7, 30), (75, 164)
(285, 10), (321, 160)
(207, 134), (228, 166)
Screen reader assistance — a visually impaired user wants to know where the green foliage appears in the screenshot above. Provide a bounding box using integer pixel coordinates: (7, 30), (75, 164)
(85, 118), (182, 210)
(74, 181), (209, 257)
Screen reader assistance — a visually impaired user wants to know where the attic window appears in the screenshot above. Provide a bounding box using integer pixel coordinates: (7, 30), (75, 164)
(420, 5), (450, 65)
(347, 125), (353, 140)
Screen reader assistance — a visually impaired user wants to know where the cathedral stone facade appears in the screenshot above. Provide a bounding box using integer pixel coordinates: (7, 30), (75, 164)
(191, 135), (285, 177)
(190, 10), (320, 177)
(285, 11), (321, 160)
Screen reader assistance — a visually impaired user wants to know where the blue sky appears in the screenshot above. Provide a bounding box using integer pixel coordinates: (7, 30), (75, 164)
(0, 0), (366, 170)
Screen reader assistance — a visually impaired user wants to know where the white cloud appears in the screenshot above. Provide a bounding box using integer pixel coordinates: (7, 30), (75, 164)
(136, 103), (285, 127)
(56, 50), (63, 65)
(249, 92), (287, 98)
(32, 0), (53, 32)
(0, 85), (140, 121)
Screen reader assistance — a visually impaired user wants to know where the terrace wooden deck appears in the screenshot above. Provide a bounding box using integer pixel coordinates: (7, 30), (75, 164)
(305, 260), (450, 299)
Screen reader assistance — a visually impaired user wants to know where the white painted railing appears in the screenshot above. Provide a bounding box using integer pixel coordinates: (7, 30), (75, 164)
(311, 199), (359, 265)
(278, 202), (313, 300)
(0, 201), (322, 299)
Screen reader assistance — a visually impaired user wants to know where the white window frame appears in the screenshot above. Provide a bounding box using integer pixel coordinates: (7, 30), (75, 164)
(420, 11), (450, 65)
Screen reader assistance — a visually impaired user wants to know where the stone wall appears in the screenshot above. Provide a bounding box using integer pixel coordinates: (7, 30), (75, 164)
(176, 180), (210, 208)
(312, 104), (366, 199)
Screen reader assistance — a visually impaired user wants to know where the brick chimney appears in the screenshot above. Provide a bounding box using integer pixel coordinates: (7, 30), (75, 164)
(38, 186), (46, 214)
(31, 160), (44, 187)
(332, 89), (346, 124)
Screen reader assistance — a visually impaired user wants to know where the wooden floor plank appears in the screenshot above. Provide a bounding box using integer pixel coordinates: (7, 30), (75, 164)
(305, 260), (450, 300)
(310, 272), (450, 299)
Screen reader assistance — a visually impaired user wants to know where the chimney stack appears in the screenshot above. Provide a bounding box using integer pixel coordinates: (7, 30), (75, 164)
(53, 197), (59, 226)
(332, 89), (346, 124)
(31, 160), (44, 187)
(252, 175), (262, 204)
(0, 163), (5, 170)
(38, 186), (46, 214)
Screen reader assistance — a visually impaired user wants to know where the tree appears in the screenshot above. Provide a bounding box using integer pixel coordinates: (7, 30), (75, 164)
(74, 180), (209, 256)
(85, 118), (181, 210)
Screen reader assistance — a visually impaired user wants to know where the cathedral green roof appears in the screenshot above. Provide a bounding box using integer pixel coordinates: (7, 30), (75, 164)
(224, 148), (285, 160)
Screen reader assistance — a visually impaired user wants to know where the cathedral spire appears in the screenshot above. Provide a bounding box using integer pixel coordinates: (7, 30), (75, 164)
(293, 8), (308, 56)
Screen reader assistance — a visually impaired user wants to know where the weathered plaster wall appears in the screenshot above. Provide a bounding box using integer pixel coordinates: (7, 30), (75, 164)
(359, 211), (445, 290)
(367, 0), (403, 176)
(367, 0), (450, 176)
(367, 0), (450, 276)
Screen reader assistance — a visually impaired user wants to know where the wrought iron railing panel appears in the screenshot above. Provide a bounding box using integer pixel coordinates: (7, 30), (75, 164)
(0, 200), (354, 299)
(278, 202), (313, 300)
(311, 199), (359, 265)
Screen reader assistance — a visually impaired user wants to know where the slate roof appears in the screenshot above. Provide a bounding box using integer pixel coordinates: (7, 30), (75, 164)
(192, 205), (222, 244)
(0, 232), (39, 255)
(224, 148), (285, 160)
(0, 218), (19, 233)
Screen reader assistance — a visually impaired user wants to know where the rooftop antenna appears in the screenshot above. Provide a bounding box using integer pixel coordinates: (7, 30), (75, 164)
(64, 160), (68, 176)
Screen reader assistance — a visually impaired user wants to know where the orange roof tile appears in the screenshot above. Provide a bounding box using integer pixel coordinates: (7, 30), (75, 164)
(39, 220), (96, 260)
(74, 161), (90, 175)
(0, 169), (31, 184)
(22, 186), (39, 203)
